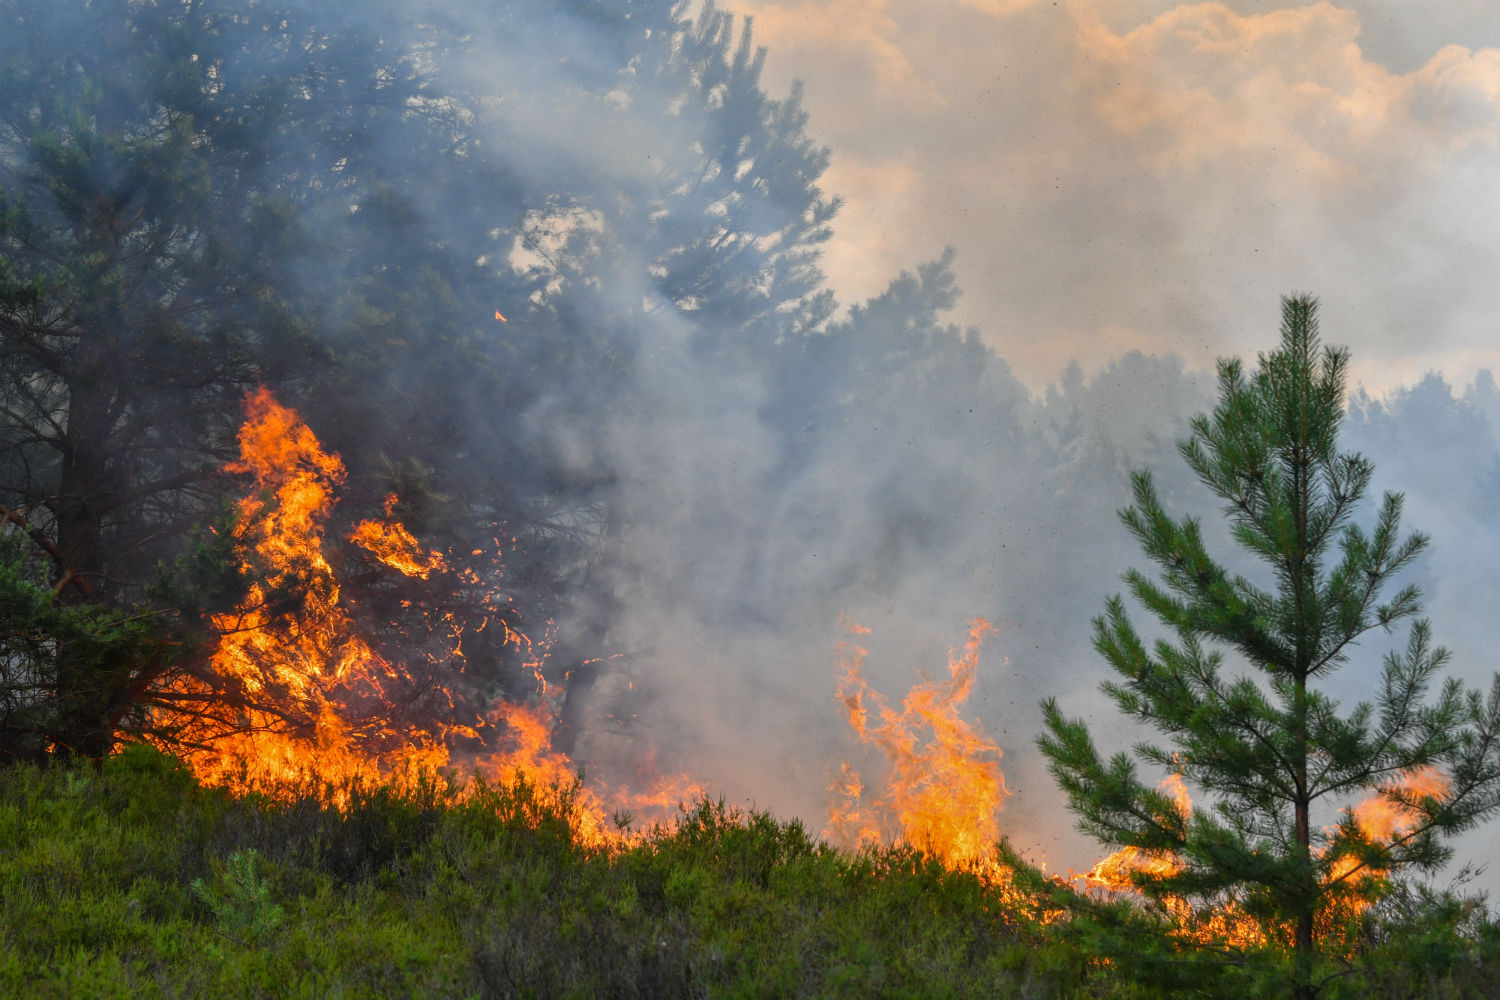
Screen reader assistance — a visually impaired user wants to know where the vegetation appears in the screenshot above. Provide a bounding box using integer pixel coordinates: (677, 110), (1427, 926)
(0, 746), (1491, 999)
(1040, 297), (1500, 998)
(3, 1), (1497, 994)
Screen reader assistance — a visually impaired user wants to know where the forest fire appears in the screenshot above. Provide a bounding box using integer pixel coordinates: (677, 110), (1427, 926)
(826, 618), (1009, 874)
(156, 387), (1461, 935)
(172, 390), (1026, 870)
(155, 388), (680, 848)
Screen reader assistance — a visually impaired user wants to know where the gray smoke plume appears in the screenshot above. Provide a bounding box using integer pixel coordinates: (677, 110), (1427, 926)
(6, 0), (1493, 898)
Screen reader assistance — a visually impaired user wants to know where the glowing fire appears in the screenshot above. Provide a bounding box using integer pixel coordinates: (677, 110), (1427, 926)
(1077, 773), (1191, 894)
(349, 495), (447, 580)
(155, 386), (1453, 938)
(1329, 764), (1450, 885)
(155, 388), (687, 849)
(826, 618), (1008, 869)
(1077, 766), (1452, 947)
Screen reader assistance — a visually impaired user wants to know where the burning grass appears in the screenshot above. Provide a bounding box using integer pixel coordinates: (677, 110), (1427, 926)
(3, 745), (1494, 1000)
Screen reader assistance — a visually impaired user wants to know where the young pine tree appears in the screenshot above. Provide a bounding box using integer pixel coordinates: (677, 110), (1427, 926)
(1039, 296), (1500, 998)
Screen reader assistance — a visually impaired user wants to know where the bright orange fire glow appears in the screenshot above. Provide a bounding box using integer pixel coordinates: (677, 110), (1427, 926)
(165, 388), (466, 790)
(826, 618), (1008, 870)
(1078, 772), (1191, 894)
(349, 495), (447, 579)
(156, 386), (1455, 940)
(1328, 764), (1450, 886)
(155, 388), (688, 850)
(1077, 765), (1452, 948)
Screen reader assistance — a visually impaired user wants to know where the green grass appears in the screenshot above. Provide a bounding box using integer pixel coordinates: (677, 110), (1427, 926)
(1, 746), (1494, 999)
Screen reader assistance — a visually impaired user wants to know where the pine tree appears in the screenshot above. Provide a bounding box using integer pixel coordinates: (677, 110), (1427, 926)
(1039, 296), (1500, 998)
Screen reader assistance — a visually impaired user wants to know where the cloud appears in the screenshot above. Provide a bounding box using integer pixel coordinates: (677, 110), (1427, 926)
(740, 0), (949, 116)
(727, 0), (1500, 392)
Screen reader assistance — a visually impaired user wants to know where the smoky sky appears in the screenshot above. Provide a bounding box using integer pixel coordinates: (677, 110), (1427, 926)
(726, 0), (1500, 394)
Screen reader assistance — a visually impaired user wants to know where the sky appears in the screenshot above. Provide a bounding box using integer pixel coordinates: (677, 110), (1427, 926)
(722, 0), (1500, 395)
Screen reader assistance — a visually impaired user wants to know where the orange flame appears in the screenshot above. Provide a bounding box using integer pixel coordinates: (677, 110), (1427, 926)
(349, 495), (447, 579)
(827, 618), (1008, 868)
(1077, 773), (1192, 895)
(1077, 766), (1452, 948)
(170, 388), (455, 788)
(1328, 764), (1450, 886)
(153, 388), (693, 848)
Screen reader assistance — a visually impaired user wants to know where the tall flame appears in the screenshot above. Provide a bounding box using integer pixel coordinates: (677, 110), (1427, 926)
(171, 388), (460, 787)
(827, 618), (1008, 868)
(156, 389), (691, 849)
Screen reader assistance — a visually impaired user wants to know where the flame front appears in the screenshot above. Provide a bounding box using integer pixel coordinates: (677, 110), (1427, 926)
(157, 388), (1454, 941)
(154, 389), (691, 849)
(827, 618), (1008, 869)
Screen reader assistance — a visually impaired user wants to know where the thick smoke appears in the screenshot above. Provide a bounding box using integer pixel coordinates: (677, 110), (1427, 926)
(434, 2), (1498, 888)
(729, 0), (1500, 395)
(5, 0), (1494, 896)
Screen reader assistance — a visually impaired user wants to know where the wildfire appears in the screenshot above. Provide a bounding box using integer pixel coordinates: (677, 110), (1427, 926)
(1076, 766), (1452, 948)
(153, 387), (1453, 942)
(154, 388), (685, 849)
(349, 495), (447, 580)
(826, 618), (1008, 871)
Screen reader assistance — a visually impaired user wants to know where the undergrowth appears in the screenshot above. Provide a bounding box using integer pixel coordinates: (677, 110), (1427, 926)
(0, 745), (1493, 999)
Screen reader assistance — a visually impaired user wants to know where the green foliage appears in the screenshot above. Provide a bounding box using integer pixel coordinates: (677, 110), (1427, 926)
(3, 747), (1494, 997)
(0, 747), (1109, 999)
(190, 850), (284, 946)
(1039, 295), (1500, 998)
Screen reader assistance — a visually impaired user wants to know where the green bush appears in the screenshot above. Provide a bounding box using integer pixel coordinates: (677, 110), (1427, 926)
(1, 748), (1491, 998)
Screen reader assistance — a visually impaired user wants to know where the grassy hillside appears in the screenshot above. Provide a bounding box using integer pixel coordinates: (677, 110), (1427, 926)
(1, 747), (1494, 999)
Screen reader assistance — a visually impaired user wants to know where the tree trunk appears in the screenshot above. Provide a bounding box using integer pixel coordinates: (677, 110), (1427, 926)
(51, 356), (121, 760)
(1291, 664), (1317, 999)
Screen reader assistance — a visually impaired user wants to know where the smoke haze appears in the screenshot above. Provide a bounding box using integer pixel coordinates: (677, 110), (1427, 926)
(5, 0), (1494, 899)
(728, 0), (1500, 394)
(486, 0), (1500, 890)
